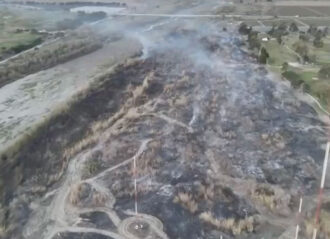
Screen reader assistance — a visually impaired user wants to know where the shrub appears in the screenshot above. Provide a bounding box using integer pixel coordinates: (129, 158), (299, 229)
(238, 22), (251, 35)
(289, 22), (299, 32)
(199, 211), (254, 235)
(258, 47), (269, 64)
(282, 71), (304, 88)
(282, 62), (289, 72)
(299, 33), (310, 42)
(313, 37), (324, 48)
(7, 37), (42, 54)
(248, 31), (261, 50)
(318, 65), (330, 80)
(173, 192), (198, 213)
(82, 150), (104, 179)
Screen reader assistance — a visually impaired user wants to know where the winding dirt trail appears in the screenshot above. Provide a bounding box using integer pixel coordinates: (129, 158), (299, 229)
(41, 139), (155, 239)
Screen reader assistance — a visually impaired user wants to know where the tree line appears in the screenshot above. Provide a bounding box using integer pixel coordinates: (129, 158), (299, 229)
(0, 31), (103, 87)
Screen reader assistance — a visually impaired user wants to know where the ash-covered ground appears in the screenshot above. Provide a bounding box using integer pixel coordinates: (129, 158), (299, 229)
(1, 3), (330, 239)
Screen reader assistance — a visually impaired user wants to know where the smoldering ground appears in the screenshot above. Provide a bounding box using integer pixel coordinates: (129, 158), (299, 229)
(1, 4), (329, 239)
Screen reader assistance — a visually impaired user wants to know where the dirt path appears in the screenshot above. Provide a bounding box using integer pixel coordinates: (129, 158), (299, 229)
(26, 139), (154, 239)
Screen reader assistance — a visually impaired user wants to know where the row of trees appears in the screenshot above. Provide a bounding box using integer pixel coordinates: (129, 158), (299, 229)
(269, 22), (328, 48)
(239, 21), (329, 66)
(239, 23), (270, 64)
(0, 31), (103, 87)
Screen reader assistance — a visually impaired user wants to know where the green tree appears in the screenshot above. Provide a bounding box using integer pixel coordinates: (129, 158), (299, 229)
(289, 22), (299, 32)
(282, 71), (304, 88)
(282, 62), (289, 72)
(238, 22), (251, 35)
(294, 41), (309, 59)
(315, 29), (323, 39)
(318, 65), (330, 80)
(248, 31), (261, 50)
(299, 33), (309, 42)
(313, 36), (324, 48)
(258, 47), (269, 64)
(268, 25), (276, 36)
(278, 22), (288, 32)
(323, 27), (329, 37)
(307, 25), (318, 37)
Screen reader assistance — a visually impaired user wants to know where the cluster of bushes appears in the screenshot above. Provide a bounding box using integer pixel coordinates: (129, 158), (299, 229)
(7, 37), (43, 54)
(282, 71), (304, 88)
(238, 23), (270, 64)
(307, 25), (328, 48)
(0, 32), (103, 87)
(241, 22), (328, 64)
(318, 64), (330, 80)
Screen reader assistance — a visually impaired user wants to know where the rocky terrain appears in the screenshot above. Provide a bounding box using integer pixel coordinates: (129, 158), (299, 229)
(0, 0), (330, 239)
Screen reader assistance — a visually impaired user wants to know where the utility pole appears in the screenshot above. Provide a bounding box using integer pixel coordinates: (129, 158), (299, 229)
(133, 156), (138, 215)
(312, 142), (330, 239)
(295, 197), (303, 239)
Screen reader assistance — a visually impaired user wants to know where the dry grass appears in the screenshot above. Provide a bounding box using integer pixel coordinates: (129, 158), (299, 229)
(134, 140), (161, 177)
(82, 151), (104, 179)
(196, 183), (214, 201)
(65, 60), (149, 160)
(252, 185), (277, 210)
(91, 191), (108, 206)
(304, 201), (330, 238)
(62, 59), (143, 159)
(174, 192), (199, 213)
(260, 132), (286, 149)
(0, 56), (125, 164)
(68, 183), (108, 207)
(64, 63), (160, 163)
(63, 134), (99, 159)
(69, 183), (88, 205)
(199, 211), (254, 235)
(0, 222), (6, 238)
(250, 184), (291, 216)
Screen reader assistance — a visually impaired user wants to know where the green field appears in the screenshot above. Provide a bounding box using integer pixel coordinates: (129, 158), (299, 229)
(260, 33), (330, 111)
(0, 31), (42, 56)
(0, 5), (76, 59)
(0, 7), (41, 58)
(263, 39), (298, 66)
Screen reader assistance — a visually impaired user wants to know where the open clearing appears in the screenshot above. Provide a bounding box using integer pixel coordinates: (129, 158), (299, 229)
(0, 37), (141, 154)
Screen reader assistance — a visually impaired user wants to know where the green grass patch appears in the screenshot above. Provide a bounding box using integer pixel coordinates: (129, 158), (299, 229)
(262, 40), (298, 66)
(308, 81), (330, 109)
(256, 29), (330, 112)
(300, 71), (318, 82)
(282, 71), (304, 88)
(0, 8), (41, 57)
(0, 32), (42, 55)
(282, 68), (330, 111)
(284, 35), (330, 65)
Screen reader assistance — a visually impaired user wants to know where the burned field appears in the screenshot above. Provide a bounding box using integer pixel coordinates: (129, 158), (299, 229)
(0, 26), (329, 239)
